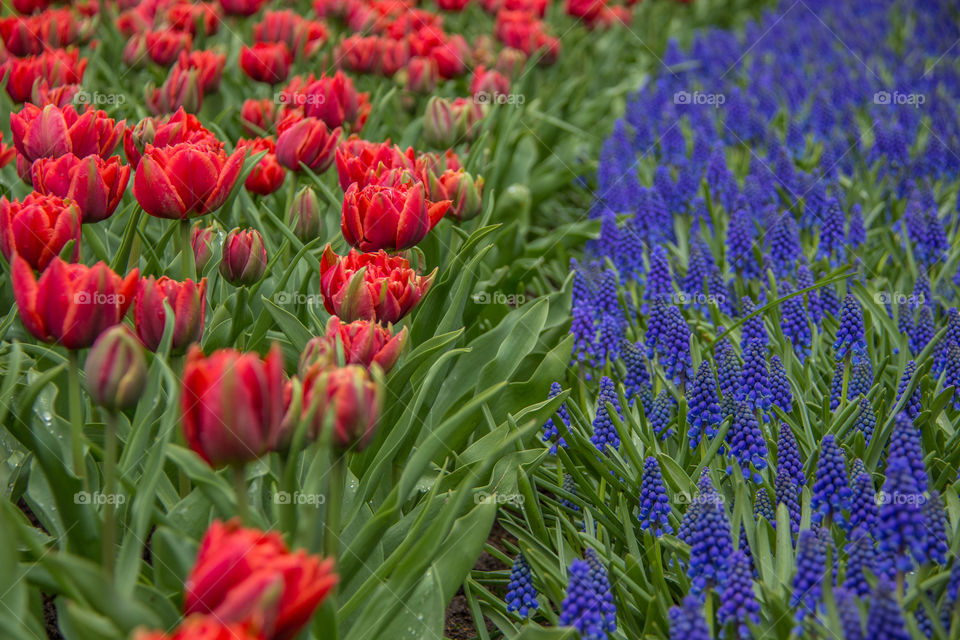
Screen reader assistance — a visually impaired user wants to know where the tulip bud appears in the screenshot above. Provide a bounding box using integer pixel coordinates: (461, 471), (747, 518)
(302, 364), (383, 450)
(123, 34), (148, 68)
(288, 187), (323, 242)
(437, 170), (484, 222)
(451, 97), (486, 141)
(84, 325), (148, 410)
(423, 97), (460, 149)
(404, 56), (439, 94)
(191, 222), (220, 272)
(495, 47), (527, 77)
(220, 228), (267, 286)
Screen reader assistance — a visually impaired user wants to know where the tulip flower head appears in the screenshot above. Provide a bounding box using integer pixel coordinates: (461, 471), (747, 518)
(220, 228), (268, 286)
(134, 276), (207, 352)
(11, 255), (138, 350)
(11, 103), (124, 164)
(300, 363), (383, 449)
(299, 316), (407, 375)
(341, 181), (451, 252)
(0, 193), (81, 271)
(85, 325), (148, 411)
(31, 153), (132, 223)
(274, 113), (342, 173)
(132, 615), (263, 640)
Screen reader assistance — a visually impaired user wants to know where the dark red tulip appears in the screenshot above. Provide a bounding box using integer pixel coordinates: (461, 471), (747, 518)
(0, 133), (14, 169)
(132, 615), (262, 640)
(274, 114), (341, 173)
(166, 2), (222, 36)
(471, 65), (511, 101)
(31, 154), (131, 223)
(319, 245), (436, 323)
(11, 103), (124, 163)
(0, 193), (81, 271)
(181, 346), (286, 466)
(239, 42), (293, 85)
(300, 364), (382, 449)
(336, 35), (381, 74)
(299, 316), (407, 375)
(191, 222), (220, 272)
(84, 325), (148, 411)
(183, 519), (337, 639)
(334, 137), (413, 191)
(219, 0), (268, 17)
(134, 276), (207, 352)
(11, 255), (138, 350)
(175, 50), (227, 94)
(124, 108), (219, 168)
(288, 186), (322, 241)
(219, 228), (267, 286)
(405, 56), (439, 93)
(238, 137), (286, 196)
(429, 34), (470, 78)
(0, 9), (91, 56)
(341, 181), (450, 252)
(301, 71), (370, 131)
(145, 29), (192, 66)
(430, 170), (484, 221)
(0, 48), (88, 103)
(253, 10), (327, 58)
(146, 65), (204, 115)
(133, 142), (244, 219)
(240, 98), (281, 136)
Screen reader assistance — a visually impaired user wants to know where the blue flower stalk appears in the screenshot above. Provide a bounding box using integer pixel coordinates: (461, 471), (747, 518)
(506, 553), (538, 618)
(558, 555), (615, 640)
(921, 491), (948, 566)
(834, 293), (867, 359)
(847, 473), (879, 532)
(754, 490), (775, 524)
(738, 339), (772, 411)
(740, 297), (769, 346)
(894, 362), (922, 417)
(865, 579), (912, 640)
(851, 395), (876, 445)
(584, 549), (617, 634)
(876, 455), (927, 576)
(637, 457), (673, 537)
(717, 550), (760, 638)
(834, 588), (865, 640)
(886, 413), (928, 494)
(768, 354), (793, 414)
(843, 528), (879, 597)
(791, 529), (827, 627)
(727, 402), (768, 483)
(669, 595), (711, 640)
(591, 376), (622, 453)
(542, 382), (570, 454)
(778, 281), (812, 359)
(686, 360), (721, 449)
(777, 423), (805, 488)
(811, 434), (852, 528)
(687, 481), (734, 595)
(649, 389), (675, 441)
(621, 340), (654, 411)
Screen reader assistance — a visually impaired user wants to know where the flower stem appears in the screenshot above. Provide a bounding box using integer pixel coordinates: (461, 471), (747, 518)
(233, 465), (249, 525)
(68, 351), (87, 487)
(103, 410), (118, 581)
(324, 457), (346, 559)
(179, 219), (196, 281)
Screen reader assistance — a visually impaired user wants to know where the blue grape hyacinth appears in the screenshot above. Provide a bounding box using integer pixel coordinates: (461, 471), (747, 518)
(791, 529), (827, 626)
(811, 434), (852, 527)
(637, 457), (673, 537)
(727, 402), (768, 483)
(686, 360), (721, 448)
(559, 556), (613, 640)
(506, 553), (538, 618)
(687, 481), (733, 594)
(834, 293), (866, 359)
(669, 595), (711, 640)
(847, 472), (879, 533)
(717, 550), (760, 637)
(738, 339), (771, 411)
(865, 579), (912, 640)
(591, 376), (622, 453)
(876, 455), (928, 575)
(542, 382), (570, 454)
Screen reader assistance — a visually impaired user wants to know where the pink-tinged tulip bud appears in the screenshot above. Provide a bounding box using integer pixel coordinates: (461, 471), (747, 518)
(238, 137), (286, 196)
(300, 316), (406, 375)
(183, 520), (337, 639)
(378, 37), (411, 76)
(31, 154), (131, 223)
(11, 255), (138, 350)
(274, 114), (341, 173)
(0, 48), (88, 104)
(240, 42), (292, 85)
(134, 276), (207, 352)
(319, 245), (436, 324)
(450, 97), (486, 141)
(423, 96), (460, 149)
(191, 222), (220, 272)
(84, 325), (147, 410)
(133, 142), (245, 219)
(176, 50), (227, 94)
(182, 346), (286, 466)
(495, 47), (527, 77)
(132, 615), (262, 640)
(166, 2), (222, 37)
(471, 65), (511, 102)
(220, 228), (267, 286)
(220, 0), (268, 17)
(1, 193), (80, 271)
(301, 364), (382, 449)
(11, 103), (124, 163)
(123, 34), (148, 68)
(146, 66), (204, 115)
(431, 170), (484, 222)
(240, 98), (280, 136)
(124, 109), (218, 168)
(288, 186), (322, 242)
(341, 181), (450, 252)
(145, 29), (192, 67)
(404, 56), (439, 93)
(301, 71), (370, 131)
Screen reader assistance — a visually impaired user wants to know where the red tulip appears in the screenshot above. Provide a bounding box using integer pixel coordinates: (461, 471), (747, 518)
(334, 137), (414, 191)
(134, 276), (207, 352)
(0, 9), (90, 56)
(183, 519), (337, 640)
(166, 2), (222, 36)
(430, 170), (484, 221)
(319, 245), (436, 323)
(404, 56), (439, 93)
(300, 316), (406, 375)
(0, 193), (81, 271)
(220, 0), (268, 17)
(146, 65), (204, 115)
(124, 108), (219, 168)
(31, 154), (132, 223)
(132, 616), (263, 640)
(176, 50), (227, 94)
(219, 228), (267, 286)
(496, 47), (527, 76)
(191, 222), (220, 272)
(430, 34), (470, 78)
(336, 35), (381, 74)
(240, 98), (281, 136)
(31, 83), (82, 108)
(438, 0), (471, 10)
(378, 37), (412, 76)
(181, 345), (286, 466)
(0, 48), (87, 103)
(341, 181), (450, 252)
(423, 97), (459, 148)
(450, 97), (487, 140)
(10, 0), (50, 14)
(288, 187), (322, 242)
(11, 103), (124, 163)
(300, 364), (382, 448)
(84, 325), (148, 411)
(0, 133), (14, 169)
(11, 256), (138, 350)
(274, 114), (341, 173)
(254, 10), (327, 59)
(240, 42), (293, 85)
(301, 71), (369, 131)
(471, 65), (511, 101)
(238, 137), (286, 196)
(133, 142), (244, 219)
(145, 29), (192, 66)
